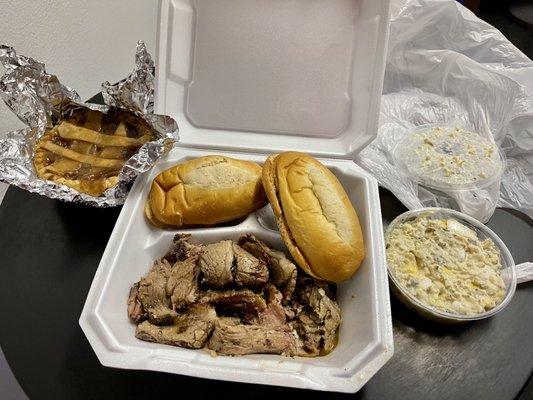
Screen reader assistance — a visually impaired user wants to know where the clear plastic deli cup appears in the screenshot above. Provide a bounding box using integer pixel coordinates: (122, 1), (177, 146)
(385, 208), (517, 324)
(393, 125), (505, 223)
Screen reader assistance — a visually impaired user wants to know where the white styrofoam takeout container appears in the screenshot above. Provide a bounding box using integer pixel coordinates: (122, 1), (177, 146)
(80, 0), (393, 393)
(80, 149), (393, 392)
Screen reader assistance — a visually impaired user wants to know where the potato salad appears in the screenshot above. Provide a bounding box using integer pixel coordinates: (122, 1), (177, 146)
(386, 215), (506, 316)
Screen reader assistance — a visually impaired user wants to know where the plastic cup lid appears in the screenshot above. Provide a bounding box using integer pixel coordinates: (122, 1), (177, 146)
(393, 126), (504, 191)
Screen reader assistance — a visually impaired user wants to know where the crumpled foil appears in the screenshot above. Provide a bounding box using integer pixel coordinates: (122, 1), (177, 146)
(0, 41), (177, 207)
(355, 0), (533, 223)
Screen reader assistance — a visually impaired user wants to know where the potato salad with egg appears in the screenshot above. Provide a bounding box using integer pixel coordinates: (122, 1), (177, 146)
(386, 215), (506, 316)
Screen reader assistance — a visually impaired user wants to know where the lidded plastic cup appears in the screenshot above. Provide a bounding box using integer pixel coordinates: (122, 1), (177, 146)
(385, 208), (517, 323)
(392, 126), (505, 222)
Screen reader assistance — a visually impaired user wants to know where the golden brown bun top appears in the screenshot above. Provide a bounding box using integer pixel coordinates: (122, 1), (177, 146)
(262, 152), (365, 282)
(147, 155), (267, 227)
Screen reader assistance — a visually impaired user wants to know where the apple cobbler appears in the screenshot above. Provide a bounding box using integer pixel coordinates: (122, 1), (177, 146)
(34, 109), (155, 196)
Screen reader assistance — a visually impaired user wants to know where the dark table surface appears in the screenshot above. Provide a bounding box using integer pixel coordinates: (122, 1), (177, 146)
(0, 184), (531, 400)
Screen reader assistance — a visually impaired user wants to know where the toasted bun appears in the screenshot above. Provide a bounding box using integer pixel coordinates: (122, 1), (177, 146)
(262, 152), (365, 282)
(146, 156), (267, 227)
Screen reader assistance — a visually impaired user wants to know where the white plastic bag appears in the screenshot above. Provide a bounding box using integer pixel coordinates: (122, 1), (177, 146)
(356, 0), (533, 222)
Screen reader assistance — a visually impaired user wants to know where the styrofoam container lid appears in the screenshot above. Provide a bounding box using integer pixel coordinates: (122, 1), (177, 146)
(156, 0), (391, 158)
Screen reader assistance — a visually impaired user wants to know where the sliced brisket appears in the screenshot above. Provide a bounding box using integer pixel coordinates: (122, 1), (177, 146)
(207, 320), (296, 356)
(238, 234), (297, 299)
(198, 240), (234, 287)
(137, 259), (176, 324)
(233, 243), (269, 287)
(136, 304), (217, 349)
(127, 282), (146, 323)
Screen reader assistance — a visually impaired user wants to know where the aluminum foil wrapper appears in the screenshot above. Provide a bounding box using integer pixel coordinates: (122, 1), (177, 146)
(0, 41), (177, 207)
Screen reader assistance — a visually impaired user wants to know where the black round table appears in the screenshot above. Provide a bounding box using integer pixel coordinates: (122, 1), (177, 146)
(0, 184), (531, 400)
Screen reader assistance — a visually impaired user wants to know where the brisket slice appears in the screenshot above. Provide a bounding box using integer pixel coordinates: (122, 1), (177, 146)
(306, 285), (340, 353)
(166, 249), (201, 310)
(198, 241), (269, 289)
(134, 235), (202, 322)
(290, 311), (322, 357)
(217, 316), (242, 326)
(207, 320), (296, 356)
(199, 289), (267, 316)
(137, 259), (176, 324)
(127, 282), (146, 323)
(198, 240), (234, 287)
(254, 285), (288, 328)
(238, 234), (297, 300)
(163, 234), (202, 263)
(233, 243), (269, 287)
(136, 304), (217, 349)
(288, 275), (341, 356)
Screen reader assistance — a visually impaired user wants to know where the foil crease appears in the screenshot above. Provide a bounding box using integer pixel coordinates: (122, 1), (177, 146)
(0, 41), (177, 207)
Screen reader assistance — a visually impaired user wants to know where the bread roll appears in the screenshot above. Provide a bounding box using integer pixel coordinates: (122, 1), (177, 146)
(146, 156), (267, 227)
(262, 152), (365, 282)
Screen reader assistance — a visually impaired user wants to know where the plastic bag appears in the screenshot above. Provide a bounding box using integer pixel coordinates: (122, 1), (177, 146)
(356, 0), (533, 222)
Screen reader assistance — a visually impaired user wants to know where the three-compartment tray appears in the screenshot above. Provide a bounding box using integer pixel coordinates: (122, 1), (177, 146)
(79, 148), (393, 392)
